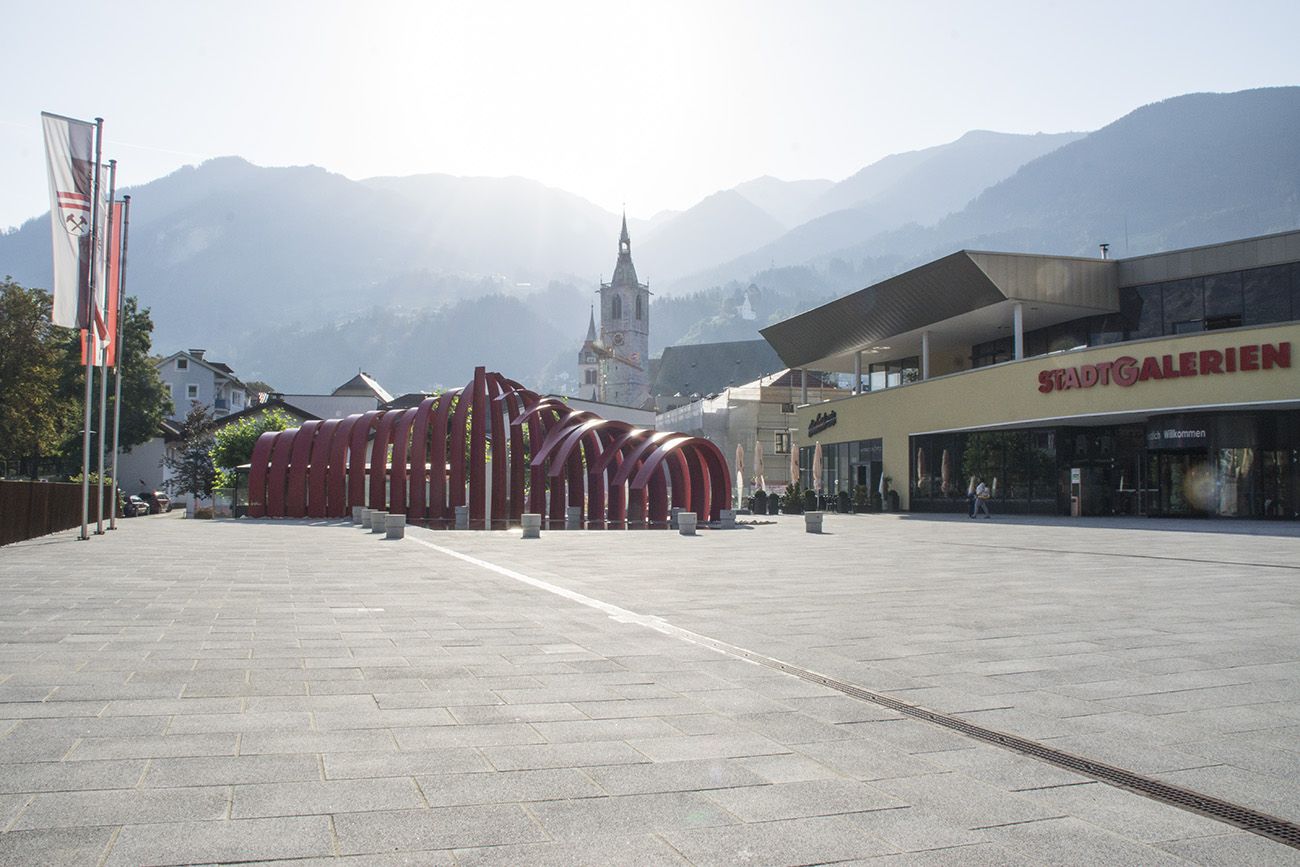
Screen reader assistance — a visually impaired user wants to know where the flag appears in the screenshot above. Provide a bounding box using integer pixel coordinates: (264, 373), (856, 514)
(81, 192), (118, 366)
(42, 112), (96, 329)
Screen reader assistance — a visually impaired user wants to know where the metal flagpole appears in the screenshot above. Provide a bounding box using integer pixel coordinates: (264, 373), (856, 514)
(95, 160), (117, 535)
(108, 194), (131, 531)
(79, 118), (104, 542)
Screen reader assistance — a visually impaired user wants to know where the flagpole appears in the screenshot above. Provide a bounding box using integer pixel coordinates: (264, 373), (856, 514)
(79, 117), (104, 542)
(95, 159), (117, 535)
(109, 194), (131, 531)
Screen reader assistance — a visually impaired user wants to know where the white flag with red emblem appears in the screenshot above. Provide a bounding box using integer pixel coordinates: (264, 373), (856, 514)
(41, 112), (96, 329)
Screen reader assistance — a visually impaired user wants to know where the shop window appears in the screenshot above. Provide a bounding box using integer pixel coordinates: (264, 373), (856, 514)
(1120, 284), (1163, 340)
(1162, 278), (1204, 335)
(1243, 265), (1293, 326)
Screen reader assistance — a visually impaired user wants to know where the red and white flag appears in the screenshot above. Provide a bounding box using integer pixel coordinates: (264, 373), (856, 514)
(81, 197), (121, 367)
(41, 112), (96, 329)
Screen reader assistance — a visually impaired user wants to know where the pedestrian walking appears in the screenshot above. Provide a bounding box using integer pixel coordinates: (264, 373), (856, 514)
(974, 479), (992, 518)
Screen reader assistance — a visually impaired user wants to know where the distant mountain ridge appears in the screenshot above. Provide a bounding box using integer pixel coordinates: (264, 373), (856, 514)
(1, 87), (1297, 396)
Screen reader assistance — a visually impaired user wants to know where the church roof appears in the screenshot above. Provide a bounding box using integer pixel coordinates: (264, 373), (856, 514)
(606, 211), (647, 290)
(585, 305), (598, 342)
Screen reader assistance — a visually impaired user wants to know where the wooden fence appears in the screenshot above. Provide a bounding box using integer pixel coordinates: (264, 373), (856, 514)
(0, 481), (115, 546)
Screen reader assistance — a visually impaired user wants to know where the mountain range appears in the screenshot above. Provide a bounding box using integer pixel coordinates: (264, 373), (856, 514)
(1, 87), (1297, 395)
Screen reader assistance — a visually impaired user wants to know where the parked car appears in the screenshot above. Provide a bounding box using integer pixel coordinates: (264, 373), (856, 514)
(122, 495), (150, 517)
(139, 491), (171, 514)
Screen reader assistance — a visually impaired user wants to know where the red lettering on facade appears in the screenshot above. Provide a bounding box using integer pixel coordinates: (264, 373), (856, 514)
(1240, 344), (1260, 371)
(1036, 343), (1289, 393)
(1113, 357), (1139, 387)
(1262, 341), (1291, 370)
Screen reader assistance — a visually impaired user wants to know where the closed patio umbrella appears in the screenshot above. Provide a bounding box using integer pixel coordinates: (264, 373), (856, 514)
(812, 442), (823, 496)
(754, 439), (765, 491)
(916, 447), (927, 494)
(941, 449), (952, 495)
(789, 441), (799, 489)
(735, 444), (745, 508)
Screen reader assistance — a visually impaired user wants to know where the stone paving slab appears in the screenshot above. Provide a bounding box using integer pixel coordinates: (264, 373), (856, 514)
(0, 512), (1297, 864)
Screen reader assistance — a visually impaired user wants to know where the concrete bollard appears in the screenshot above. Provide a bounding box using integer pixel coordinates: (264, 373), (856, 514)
(565, 506), (583, 531)
(719, 509), (735, 529)
(360, 508), (374, 529)
(385, 513), (406, 539)
(805, 511), (824, 534)
(669, 507), (682, 529)
(351, 505), (363, 524)
(454, 505), (469, 530)
(678, 512), (698, 536)
(521, 513), (542, 539)
(370, 511), (388, 533)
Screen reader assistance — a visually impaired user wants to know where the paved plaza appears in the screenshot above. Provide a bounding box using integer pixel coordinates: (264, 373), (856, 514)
(1, 511), (1298, 865)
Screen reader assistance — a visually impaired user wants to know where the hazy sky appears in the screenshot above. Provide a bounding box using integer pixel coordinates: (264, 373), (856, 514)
(2, 0), (1297, 231)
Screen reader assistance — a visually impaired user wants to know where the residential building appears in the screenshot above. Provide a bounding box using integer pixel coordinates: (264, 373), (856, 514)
(156, 349), (250, 421)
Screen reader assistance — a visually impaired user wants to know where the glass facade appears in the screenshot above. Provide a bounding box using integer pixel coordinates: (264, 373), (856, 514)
(972, 262), (1299, 368)
(909, 411), (1300, 519)
(799, 440), (882, 496)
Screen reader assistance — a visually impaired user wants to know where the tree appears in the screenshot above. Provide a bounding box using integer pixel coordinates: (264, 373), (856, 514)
(165, 403), (216, 504)
(210, 407), (294, 490)
(112, 297), (172, 452)
(0, 279), (78, 476)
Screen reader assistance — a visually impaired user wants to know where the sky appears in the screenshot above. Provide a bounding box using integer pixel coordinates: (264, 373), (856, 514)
(2, 0), (1298, 231)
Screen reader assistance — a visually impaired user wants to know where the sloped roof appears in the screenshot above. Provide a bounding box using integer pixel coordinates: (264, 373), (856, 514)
(651, 339), (784, 398)
(761, 250), (1117, 371)
(331, 372), (394, 403)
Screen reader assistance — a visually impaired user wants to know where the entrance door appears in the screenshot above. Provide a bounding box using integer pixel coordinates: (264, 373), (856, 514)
(1149, 451), (1214, 516)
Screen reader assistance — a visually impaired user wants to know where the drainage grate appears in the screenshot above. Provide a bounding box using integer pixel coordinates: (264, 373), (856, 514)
(675, 629), (1300, 850)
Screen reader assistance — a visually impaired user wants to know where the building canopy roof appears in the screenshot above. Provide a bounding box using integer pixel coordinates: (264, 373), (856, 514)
(760, 250), (1118, 373)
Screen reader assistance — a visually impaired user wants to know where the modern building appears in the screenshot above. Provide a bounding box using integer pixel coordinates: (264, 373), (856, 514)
(577, 216), (653, 409)
(156, 349), (251, 421)
(762, 231), (1300, 519)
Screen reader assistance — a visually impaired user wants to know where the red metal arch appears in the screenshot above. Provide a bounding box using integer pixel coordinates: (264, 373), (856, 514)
(248, 366), (731, 529)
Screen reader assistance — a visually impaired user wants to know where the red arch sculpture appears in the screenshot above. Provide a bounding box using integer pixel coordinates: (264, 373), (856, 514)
(246, 367), (731, 528)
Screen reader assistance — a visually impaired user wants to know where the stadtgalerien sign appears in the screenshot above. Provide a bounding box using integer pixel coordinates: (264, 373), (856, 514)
(1037, 341), (1291, 394)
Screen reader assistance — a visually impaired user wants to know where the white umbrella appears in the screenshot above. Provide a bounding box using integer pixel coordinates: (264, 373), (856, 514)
(941, 449), (952, 495)
(754, 439), (765, 491)
(991, 476), (999, 497)
(735, 444), (745, 508)
(789, 441), (799, 488)
(812, 442), (823, 494)
(916, 447), (927, 494)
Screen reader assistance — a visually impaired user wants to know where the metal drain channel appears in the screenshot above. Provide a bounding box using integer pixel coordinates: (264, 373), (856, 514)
(675, 629), (1300, 850)
(407, 533), (1300, 850)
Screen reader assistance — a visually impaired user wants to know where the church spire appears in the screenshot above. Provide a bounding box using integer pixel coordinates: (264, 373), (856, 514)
(619, 210), (630, 255)
(585, 305), (597, 342)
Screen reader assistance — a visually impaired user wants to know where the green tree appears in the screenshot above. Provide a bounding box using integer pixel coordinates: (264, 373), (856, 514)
(210, 407), (294, 490)
(112, 297), (172, 452)
(165, 403), (216, 504)
(0, 278), (78, 476)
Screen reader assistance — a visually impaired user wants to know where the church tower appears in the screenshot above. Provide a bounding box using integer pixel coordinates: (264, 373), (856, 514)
(595, 214), (651, 407)
(577, 306), (600, 401)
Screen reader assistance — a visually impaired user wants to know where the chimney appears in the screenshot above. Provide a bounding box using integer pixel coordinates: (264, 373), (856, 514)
(188, 348), (207, 360)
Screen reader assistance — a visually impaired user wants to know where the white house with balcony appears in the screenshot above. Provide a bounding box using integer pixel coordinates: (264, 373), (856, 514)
(157, 349), (251, 421)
